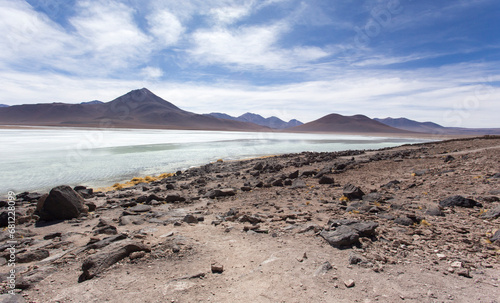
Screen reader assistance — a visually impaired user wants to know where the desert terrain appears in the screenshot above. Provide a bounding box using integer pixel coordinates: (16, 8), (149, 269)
(1, 136), (499, 303)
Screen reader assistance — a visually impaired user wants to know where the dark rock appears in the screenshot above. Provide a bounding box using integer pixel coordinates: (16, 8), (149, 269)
(241, 186), (252, 192)
(343, 184), (365, 200)
(0, 212), (9, 227)
(444, 155), (455, 163)
(301, 170), (316, 177)
(271, 179), (284, 187)
(319, 176), (334, 185)
(85, 201), (97, 212)
(381, 180), (400, 189)
(79, 240), (150, 282)
(320, 219), (378, 248)
(253, 163), (264, 171)
(363, 192), (382, 202)
(147, 193), (164, 203)
(239, 214), (262, 224)
(164, 192), (185, 203)
(135, 195), (147, 203)
(412, 169), (428, 176)
(320, 226), (360, 248)
(183, 215), (198, 224)
(211, 263), (224, 273)
(17, 249), (49, 263)
(206, 188), (236, 198)
(425, 206), (445, 217)
(348, 253), (365, 265)
(128, 205), (151, 213)
(288, 170), (299, 179)
(36, 185), (88, 221)
(76, 187), (94, 199)
(439, 195), (482, 208)
(43, 232), (62, 240)
(394, 216), (414, 226)
(490, 230), (500, 242)
(492, 173), (500, 179)
(482, 206), (500, 219)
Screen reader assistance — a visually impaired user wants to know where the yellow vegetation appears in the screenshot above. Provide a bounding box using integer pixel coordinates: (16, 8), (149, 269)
(339, 195), (350, 202)
(216, 159), (223, 163)
(99, 172), (176, 192)
(420, 219), (430, 226)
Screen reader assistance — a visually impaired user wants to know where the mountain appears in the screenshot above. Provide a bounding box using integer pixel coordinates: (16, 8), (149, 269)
(0, 88), (268, 131)
(205, 112), (303, 129)
(374, 117), (445, 133)
(290, 114), (413, 133)
(376, 117), (500, 135)
(81, 100), (104, 105)
(0, 104), (8, 107)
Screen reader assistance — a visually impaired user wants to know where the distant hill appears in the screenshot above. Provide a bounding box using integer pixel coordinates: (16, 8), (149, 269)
(0, 104), (9, 107)
(81, 100), (104, 105)
(206, 112), (303, 129)
(374, 117), (445, 133)
(0, 88), (268, 131)
(376, 117), (500, 135)
(290, 114), (413, 133)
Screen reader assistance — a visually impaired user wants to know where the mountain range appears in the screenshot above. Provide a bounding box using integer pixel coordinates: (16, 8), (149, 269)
(0, 88), (267, 131)
(0, 88), (497, 135)
(206, 112), (302, 129)
(375, 117), (500, 135)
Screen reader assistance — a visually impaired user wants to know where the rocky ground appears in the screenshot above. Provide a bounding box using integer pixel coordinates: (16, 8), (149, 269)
(1, 136), (499, 303)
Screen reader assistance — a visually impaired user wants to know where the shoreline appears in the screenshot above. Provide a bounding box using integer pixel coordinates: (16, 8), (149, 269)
(5, 135), (496, 198)
(1, 128), (443, 196)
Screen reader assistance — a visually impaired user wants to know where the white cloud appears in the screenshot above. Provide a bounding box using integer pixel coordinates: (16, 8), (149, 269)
(190, 23), (330, 70)
(147, 10), (184, 47)
(70, 0), (152, 71)
(140, 66), (164, 80)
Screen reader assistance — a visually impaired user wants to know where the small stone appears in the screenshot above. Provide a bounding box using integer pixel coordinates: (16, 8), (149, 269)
(436, 253), (447, 260)
(211, 263), (224, 274)
(344, 279), (355, 288)
(183, 214), (198, 224)
(450, 261), (462, 268)
(457, 269), (472, 278)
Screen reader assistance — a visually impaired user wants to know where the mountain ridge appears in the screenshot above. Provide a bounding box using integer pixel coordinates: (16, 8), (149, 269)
(205, 112), (303, 129)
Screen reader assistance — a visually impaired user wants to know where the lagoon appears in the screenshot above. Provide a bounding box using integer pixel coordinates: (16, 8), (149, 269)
(0, 127), (427, 195)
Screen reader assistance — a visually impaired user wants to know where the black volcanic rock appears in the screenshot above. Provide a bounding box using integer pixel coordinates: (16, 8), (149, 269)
(439, 195), (482, 208)
(36, 185), (88, 221)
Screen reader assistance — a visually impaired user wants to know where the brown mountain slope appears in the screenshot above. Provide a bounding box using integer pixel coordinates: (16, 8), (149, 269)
(0, 88), (268, 131)
(290, 114), (414, 134)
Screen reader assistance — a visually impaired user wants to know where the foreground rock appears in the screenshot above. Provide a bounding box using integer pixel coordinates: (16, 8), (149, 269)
(320, 219), (378, 248)
(439, 195), (482, 208)
(36, 185), (88, 221)
(79, 240), (150, 282)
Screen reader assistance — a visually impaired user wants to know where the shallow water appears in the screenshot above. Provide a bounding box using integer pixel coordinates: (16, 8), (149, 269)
(0, 127), (427, 194)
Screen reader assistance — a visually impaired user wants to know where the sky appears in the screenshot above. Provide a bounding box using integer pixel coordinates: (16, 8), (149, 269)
(0, 0), (499, 128)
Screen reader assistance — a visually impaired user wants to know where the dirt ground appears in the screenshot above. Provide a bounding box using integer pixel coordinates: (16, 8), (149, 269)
(1, 136), (499, 303)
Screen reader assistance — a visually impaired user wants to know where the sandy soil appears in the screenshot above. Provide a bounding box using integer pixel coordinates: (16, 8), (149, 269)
(1, 136), (499, 303)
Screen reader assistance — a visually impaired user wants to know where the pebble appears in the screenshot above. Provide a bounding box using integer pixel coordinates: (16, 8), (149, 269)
(344, 279), (355, 288)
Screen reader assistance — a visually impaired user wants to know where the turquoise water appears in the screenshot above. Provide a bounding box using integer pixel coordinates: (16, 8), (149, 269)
(0, 127), (426, 194)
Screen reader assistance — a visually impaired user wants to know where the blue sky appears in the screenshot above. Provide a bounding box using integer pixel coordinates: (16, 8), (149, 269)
(0, 0), (499, 127)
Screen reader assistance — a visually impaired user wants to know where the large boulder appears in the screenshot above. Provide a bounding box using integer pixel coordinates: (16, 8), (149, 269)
(439, 195), (482, 208)
(36, 186), (88, 221)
